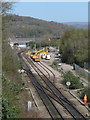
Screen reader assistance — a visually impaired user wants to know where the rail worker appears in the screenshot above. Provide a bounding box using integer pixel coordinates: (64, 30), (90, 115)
(83, 94), (87, 105)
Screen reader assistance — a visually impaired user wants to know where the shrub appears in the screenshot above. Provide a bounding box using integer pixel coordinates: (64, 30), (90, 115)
(2, 74), (21, 118)
(51, 61), (58, 69)
(62, 71), (83, 89)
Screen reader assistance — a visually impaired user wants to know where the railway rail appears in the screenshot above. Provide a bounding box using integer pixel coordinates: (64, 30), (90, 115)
(18, 51), (88, 119)
(27, 70), (64, 119)
(18, 52), (64, 119)
(37, 61), (55, 82)
(36, 62), (51, 80)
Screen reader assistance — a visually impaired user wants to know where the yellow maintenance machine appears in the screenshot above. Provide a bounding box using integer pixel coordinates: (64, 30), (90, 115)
(26, 50), (33, 55)
(30, 47), (48, 62)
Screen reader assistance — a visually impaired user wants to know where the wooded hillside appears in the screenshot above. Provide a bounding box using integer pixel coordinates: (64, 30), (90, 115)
(6, 15), (72, 39)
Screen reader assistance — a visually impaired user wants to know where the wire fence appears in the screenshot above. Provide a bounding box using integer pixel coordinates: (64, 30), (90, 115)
(74, 64), (90, 81)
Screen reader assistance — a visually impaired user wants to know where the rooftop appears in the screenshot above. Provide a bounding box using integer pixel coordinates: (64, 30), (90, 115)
(9, 38), (35, 44)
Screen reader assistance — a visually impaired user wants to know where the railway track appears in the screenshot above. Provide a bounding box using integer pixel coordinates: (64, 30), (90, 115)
(18, 52), (64, 119)
(18, 52), (87, 119)
(37, 61), (55, 82)
(27, 70), (64, 119)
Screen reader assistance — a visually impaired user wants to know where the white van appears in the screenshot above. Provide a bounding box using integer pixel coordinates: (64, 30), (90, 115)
(46, 55), (50, 60)
(41, 53), (46, 59)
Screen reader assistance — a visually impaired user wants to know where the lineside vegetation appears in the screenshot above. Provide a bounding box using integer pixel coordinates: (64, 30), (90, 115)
(60, 29), (88, 68)
(2, 2), (24, 118)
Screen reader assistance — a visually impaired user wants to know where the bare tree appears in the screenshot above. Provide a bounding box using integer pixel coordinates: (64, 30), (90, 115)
(0, 0), (14, 16)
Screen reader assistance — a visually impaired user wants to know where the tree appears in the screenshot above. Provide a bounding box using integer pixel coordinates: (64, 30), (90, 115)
(1, 1), (13, 16)
(2, 1), (23, 118)
(60, 29), (88, 67)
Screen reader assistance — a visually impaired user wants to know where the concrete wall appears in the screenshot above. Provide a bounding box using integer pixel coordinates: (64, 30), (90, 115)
(74, 64), (90, 81)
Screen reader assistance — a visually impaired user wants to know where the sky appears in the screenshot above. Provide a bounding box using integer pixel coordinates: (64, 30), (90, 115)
(12, 2), (88, 23)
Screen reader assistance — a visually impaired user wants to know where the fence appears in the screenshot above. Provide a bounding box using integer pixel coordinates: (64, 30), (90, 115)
(74, 64), (90, 81)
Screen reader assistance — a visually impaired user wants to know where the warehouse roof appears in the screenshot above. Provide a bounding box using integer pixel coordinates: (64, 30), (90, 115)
(9, 38), (35, 44)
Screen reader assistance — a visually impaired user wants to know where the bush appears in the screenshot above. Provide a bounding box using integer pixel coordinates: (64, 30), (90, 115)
(62, 71), (83, 89)
(2, 74), (21, 118)
(52, 61), (57, 66)
(51, 61), (58, 69)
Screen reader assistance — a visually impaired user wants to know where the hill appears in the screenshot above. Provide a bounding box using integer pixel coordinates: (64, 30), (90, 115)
(63, 22), (88, 29)
(7, 15), (72, 40)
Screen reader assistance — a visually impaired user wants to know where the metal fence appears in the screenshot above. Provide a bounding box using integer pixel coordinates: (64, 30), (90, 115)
(74, 64), (90, 81)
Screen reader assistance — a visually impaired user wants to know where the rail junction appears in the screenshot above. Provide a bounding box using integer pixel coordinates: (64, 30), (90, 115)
(18, 51), (88, 119)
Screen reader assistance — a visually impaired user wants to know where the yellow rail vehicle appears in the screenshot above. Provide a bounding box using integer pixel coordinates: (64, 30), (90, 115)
(26, 50), (33, 55)
(30, 47), (48, 62)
